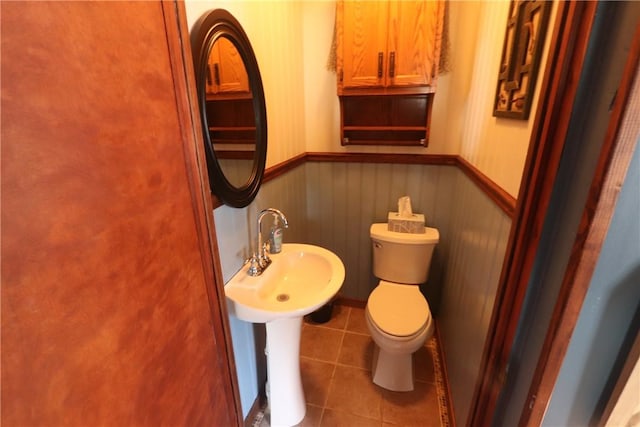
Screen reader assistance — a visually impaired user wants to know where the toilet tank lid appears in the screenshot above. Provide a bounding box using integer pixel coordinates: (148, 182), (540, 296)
(370, 223), (439, 244)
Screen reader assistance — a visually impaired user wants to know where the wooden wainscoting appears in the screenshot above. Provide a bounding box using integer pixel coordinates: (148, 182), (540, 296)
(211, 152), (517, 217)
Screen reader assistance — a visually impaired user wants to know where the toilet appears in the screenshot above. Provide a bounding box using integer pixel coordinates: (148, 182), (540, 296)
(365, 223), (439, 392)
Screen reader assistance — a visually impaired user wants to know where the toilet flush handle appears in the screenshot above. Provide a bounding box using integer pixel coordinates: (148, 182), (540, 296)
(374, 241), (382, 249)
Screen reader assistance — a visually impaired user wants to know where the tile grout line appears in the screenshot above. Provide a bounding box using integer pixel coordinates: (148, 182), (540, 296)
(299, 307), (448, 426)
(317, 407), (325, 427)
(320, 307), (350, 417)
(313, 324), (370, 337)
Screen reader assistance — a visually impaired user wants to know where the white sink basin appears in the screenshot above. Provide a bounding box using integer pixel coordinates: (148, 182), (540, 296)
(225, 243), (345, 323)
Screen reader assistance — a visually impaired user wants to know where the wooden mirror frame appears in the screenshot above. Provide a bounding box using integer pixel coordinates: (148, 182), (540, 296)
(191, 9), (267, 208)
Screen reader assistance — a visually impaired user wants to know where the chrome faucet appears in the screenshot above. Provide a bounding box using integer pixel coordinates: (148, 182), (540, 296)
(247, 208), (289, 276)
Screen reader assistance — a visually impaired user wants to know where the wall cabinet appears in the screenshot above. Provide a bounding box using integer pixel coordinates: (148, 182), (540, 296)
(336, 0), (443, 92)
(205, 37), (254, 152)
(335, 0), (444, 146)
(206, 37), (249, 95)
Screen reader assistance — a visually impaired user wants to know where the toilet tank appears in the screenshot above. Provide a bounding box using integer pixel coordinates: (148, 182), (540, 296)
(370, 223), (439, 284)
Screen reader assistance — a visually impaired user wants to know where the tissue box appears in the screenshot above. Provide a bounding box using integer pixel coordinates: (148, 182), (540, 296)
(387, 212), (425, 234)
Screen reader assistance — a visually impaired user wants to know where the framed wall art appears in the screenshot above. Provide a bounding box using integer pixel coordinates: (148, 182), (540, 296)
(493, 0), (552, 120)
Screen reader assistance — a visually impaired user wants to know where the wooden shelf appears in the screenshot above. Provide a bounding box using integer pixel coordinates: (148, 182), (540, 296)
(205, 92), (252, 101)
(209, 126), (256, 132)
(338, 85), (435, 97)
(341, 138), (427, 146)
(205, 98), (254, 127)
(340, 93), (433, 147)
(206, 97), (256, 146)
(343, 126), (427, 131)
(211, 139), (256, 145)
(213, 150), (255, 160)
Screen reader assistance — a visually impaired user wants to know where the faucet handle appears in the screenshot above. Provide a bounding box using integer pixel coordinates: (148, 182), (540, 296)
(258, 243), (272, 269)
(247, 253), (262, 276)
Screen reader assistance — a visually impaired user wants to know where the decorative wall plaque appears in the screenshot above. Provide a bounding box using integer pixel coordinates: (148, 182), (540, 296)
(493, 0), (552, 120)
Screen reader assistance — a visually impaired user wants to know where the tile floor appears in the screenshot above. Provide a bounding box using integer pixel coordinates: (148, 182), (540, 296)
(254, 304), (450, 427)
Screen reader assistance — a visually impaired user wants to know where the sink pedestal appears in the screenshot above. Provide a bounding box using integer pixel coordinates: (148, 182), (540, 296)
(266, 316), (305, 426)
(224, 244), (345, 425)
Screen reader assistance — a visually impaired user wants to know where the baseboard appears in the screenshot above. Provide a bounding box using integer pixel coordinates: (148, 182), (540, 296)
(244, 392), (267, 427)
(336, 296), (367, 308)
(434, 321), (456, 427)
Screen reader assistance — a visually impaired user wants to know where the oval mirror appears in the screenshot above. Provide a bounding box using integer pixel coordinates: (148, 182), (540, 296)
(191, 9), (267, 208)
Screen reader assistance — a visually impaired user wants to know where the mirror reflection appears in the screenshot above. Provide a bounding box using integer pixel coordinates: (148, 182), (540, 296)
(205, 36), (256, 188)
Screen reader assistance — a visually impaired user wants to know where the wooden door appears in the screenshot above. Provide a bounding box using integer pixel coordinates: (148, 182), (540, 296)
(388, 0), (443, 87)
(338, 0), (389, 90)
(1, 2), (240, 426)
(468, 2), (640, 425)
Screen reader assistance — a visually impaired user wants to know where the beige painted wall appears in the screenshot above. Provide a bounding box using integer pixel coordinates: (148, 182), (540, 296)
(301, 0), (557, 197)
(300, 0), (470, 156)
(458, 1), (558, 197)
(188, 0), (557, 197)
(184, 3), (557, 420)
(185, 2), (308, 415)
(185, 0), (307, 168)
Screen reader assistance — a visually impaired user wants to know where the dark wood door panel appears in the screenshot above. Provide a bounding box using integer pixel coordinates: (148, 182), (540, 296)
(1, 1), (237, 425)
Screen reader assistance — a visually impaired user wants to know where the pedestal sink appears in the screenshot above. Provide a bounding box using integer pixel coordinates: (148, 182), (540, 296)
(225, 243), (345, 426)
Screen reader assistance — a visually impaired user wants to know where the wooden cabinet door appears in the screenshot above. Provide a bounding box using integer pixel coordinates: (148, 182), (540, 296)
(387, 0), (442, 87)
(206, 47), (218, 94)
(1, 2), (240, 426)
(338, 0), (443, 91)
(338, 0), (389, 89)
(207, 37), (250, 95)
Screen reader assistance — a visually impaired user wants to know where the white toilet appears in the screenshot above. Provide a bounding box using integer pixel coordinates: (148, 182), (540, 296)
(365, 223), (439, 392)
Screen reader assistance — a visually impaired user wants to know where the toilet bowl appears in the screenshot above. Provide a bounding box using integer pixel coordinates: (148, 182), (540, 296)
(365, 281), (434, 391)
(366, 224), (439, 392)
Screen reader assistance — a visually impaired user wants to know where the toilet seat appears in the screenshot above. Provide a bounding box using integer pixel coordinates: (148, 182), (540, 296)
(367, 281), (430, 337)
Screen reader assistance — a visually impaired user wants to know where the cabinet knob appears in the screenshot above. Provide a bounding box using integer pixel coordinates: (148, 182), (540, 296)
(377, 52), (383, 78)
